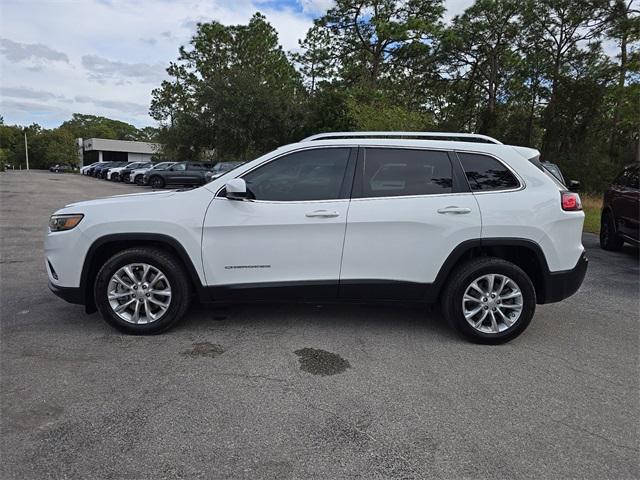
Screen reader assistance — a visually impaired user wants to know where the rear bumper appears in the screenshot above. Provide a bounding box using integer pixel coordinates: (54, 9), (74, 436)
(49, 281), (84, 305)
(540, 252), (588, 304)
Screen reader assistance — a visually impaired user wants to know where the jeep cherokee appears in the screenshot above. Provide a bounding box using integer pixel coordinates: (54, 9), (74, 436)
(45, 132), (588, 343)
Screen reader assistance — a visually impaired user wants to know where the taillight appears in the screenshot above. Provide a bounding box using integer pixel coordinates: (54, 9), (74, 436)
(561, 191), (582, 211)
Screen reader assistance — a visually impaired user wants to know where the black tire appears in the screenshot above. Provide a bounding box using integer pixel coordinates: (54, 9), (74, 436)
(600, 211), (624, 251)
(441, 257), (536, 344)
(94, 248), (191, 334)
(135, 174), (144, 186)
(150, 176), (165, 189)
(111, 173), (119, 181)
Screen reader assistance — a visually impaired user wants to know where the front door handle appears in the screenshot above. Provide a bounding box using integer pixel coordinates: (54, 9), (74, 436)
(306, 210), (340, 218)
(437, 206), (472, 214)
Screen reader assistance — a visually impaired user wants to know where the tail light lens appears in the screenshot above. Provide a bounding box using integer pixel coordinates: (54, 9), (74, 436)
(561, 191), (582, 211)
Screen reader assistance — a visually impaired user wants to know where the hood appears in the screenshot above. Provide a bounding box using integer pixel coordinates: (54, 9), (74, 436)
(64, 189), (178, 209)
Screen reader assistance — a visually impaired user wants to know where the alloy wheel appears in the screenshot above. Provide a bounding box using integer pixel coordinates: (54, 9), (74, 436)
(107, 263), (172, 324)
(462, 274), (523, 334)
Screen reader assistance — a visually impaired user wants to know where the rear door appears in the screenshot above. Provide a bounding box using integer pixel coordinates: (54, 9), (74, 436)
(165, 162), (187, 184)
(339, 147), (481, 300)
(185, 162), (206, 185)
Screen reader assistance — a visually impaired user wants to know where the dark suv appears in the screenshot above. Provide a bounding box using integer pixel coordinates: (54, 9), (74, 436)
(144, 161), (214, 188)
(601, 163), (639, 250)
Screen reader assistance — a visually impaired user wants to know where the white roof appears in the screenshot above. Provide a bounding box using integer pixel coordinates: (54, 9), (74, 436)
(83, 138), (160, 154)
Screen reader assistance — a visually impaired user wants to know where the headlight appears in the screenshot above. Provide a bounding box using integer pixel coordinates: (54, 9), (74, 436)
(49, 214), (84, 232)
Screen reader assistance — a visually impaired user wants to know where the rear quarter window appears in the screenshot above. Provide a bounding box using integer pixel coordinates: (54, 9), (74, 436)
(458, 153), (520, 191)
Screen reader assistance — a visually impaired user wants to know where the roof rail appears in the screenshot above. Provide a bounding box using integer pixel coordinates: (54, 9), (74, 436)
(300, 131), (503, 145)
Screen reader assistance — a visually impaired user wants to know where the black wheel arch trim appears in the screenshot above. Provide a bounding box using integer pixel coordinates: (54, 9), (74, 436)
(429, 237), (586, 304)
(72, 234), (584, 311)
(79, 233), (208, 313)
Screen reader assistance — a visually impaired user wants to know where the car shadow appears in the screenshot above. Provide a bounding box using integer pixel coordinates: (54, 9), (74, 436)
(176, 301), (463, 342)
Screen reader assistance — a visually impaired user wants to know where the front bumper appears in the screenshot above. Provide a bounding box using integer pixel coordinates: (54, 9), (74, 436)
(49, 281), (83, 305)
(540, 252), (588, 304)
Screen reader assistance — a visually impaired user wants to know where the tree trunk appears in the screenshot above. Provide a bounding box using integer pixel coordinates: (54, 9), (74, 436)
(541, 52), (563, 159)
(609, 31), (628, 159)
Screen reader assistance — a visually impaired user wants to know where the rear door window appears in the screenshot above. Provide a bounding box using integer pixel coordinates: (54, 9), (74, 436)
(357, 148), (453, 198)
(458, 153), (520, 191)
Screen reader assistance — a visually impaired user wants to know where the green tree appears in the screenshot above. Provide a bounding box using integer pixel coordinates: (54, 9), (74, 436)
(59, 113), (141, 141)
(151, 13), (306, 160)
(604, 0), (640, 162)
(443, 0), (522, 136)
(524, 0), (610, 158)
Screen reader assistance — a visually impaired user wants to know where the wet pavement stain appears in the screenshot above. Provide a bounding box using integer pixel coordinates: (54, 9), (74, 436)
(294, 348), (351, 376)
(181, 342), (225, 358)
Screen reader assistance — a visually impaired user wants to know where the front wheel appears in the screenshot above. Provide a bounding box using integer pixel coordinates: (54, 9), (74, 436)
(94, 248), (191, 334)
(150, 176), (165, 189)
(441, 257), (536, 344)
(134, 174), (144, 185)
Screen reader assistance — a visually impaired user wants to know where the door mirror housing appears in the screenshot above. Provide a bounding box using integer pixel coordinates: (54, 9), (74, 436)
(568, 180), (580, 192)
(225, 178), (249, 200)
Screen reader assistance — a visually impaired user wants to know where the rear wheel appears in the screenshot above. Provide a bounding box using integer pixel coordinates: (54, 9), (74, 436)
(94, 248), (191, 334)
(150, 176), (165, 189)
(600, 211), (624, 251)
(441, 257), (536, 344)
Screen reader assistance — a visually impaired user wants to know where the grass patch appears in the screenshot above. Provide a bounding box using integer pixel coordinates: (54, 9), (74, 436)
(581, 194), (602, 234)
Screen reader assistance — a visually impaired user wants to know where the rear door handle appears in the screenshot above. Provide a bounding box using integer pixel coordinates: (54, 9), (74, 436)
(437, 206), (471, 214)
(306, 210), (340, 218)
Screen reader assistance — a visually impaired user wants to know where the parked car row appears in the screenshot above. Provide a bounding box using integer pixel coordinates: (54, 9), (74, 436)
(79, 160), (243, 188)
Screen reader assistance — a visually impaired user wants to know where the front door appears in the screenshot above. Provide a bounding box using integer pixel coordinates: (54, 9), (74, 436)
(201, 147), (356, 301)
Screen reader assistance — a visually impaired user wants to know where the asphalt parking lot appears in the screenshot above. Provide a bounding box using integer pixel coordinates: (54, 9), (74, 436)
(1, 170), (638, 479)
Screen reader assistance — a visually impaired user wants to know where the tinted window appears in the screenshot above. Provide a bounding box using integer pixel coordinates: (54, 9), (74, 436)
(242, 148), (350, 201)
(459, 153), (519, 191)
(173, 163), (187, 171)
(188, 163), (205, 170)
(360, 148), (452, 197)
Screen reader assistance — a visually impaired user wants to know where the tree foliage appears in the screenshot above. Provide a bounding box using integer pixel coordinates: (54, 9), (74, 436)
(152, 0), (637, 191)
(3, 0), (637, 191)
(151, 13), (306, 161)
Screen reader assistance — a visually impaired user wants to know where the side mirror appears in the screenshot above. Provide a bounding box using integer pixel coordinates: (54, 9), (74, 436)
(225, 178), (249, 200)
(568, 180), (580, 192)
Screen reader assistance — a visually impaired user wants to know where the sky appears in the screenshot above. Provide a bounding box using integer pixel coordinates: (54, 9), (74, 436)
(0, 0), (475, 129)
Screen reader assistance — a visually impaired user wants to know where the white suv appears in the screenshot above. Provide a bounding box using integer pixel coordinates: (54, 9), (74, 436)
(45, 132), (587, 343)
